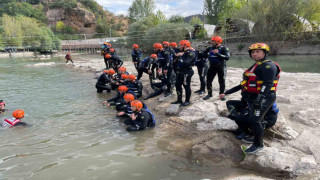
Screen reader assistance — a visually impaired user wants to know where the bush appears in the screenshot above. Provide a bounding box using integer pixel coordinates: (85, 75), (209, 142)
(49, 0), (77, 11)
(237, 43), (245, 51)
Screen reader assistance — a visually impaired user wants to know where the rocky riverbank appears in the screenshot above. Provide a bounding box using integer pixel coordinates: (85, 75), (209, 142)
(70, 56), (320, 179)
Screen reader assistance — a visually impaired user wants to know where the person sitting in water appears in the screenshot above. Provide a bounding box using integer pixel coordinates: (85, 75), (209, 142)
(65, 53), (73, 64)
(126, 74), (143, 98)
(117, 93), (135, 118)
(124, 100), (156, 132)
(96, 70), (112, 93)
(111, 66), (129, 88)
(102, 85), (136, 111)
(0, 100), (7, 115)
(1, 109), (28, 127)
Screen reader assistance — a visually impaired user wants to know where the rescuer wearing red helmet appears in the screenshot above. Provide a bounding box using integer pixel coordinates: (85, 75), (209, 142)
(202, 35), (230, 101)
(132, 44), (142, 72)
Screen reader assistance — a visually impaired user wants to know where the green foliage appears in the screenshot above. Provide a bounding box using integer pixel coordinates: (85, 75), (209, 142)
(237, 43), (245, 51)
(169, 15), (185, 23)
(195, 27), (208, 40)
(0, 14), (60, 51)
(56, 21), (65, 32)
(155, 10), (167, 22)
(141, 23), (193, 52)
(129, 0), (155, 22)
(49, 0), (77, 11)
(189, 16), (203, 25)
(0, 2), (47, 23)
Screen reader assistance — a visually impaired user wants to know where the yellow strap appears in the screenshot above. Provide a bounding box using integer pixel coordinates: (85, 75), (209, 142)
(257, 87), (276, 90)
(241, 80), (247, 85)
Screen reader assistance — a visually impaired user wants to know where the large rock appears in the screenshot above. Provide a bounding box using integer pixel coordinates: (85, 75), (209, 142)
(241, 146), (318, 176)
(268, 113), (299, 140)
(197, 117), (238, 131)
(179, 101), (218, 118)
(291, 109), (320, 126)
(225, 175), (273, 180)
(276, 95), (292, 104)
(165, 104), (180, 116)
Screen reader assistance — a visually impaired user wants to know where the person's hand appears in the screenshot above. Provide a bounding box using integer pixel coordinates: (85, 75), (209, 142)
(176, 52), (184, 56)
(131, 115), (137, 120)
(163, 70), (168, 74)
(102, 101), (108, 105)
(116, 82), (119, 85)
(148, 70), (152, 74)
(219, 94), (225, 99)
(212, 49), (219, 54)
(118, 112), (125, 116)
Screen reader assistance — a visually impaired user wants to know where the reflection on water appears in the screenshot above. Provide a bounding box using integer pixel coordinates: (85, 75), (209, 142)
(228, 55), (320, 73)
(0, 57), (267, 179)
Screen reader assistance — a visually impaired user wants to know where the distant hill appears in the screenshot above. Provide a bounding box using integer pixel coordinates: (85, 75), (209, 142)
(184, 14), (205, 23)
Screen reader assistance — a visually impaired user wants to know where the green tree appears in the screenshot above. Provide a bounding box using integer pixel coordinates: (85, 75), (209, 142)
(1, 14), (23, 47)
(56, 21), (65, 32)
(189, 16), (203, 25)
(169, 15), (185, 23)
(129, 0), (155, 22)
(155, 10), (167, 22)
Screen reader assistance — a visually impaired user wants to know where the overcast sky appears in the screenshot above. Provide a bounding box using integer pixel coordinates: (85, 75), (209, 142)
(96, 0), (204, 18)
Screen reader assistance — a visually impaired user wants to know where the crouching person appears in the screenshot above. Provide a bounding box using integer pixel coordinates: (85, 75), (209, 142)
(1, 109), (28, 127)
(125, 100), (156, 132)
(117, 93), (135, 118)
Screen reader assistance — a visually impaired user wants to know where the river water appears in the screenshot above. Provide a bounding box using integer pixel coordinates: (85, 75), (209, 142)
(0, 55), (318, 180)
(0, 57), (258, 180)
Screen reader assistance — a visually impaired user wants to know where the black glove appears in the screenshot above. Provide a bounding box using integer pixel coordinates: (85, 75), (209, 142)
(253, 94), (265, 110)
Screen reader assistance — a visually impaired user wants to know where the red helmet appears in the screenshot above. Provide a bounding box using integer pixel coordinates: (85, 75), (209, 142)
(121, 74), (128, 79)
(179, 40), (191, 47)
(118, 66), (126, 72)
(128, 74), (136, 81)
(131, 100), (143, 111)
(103, 70), (109, 74)
(12, 109), (24, 119)
(163, 41), (169, 46)
(170, 42), (177, 48)
(150, 54), (157, 59)
(105, 54), (112, 59)
(124, 93), (135, 102)
(132, 44), (139, 49)
(211, 36), (223, 44)
(153, 43), (163, 50)
(108, 43), (112, 47)
(110, 48), (115, 52)
(67, 53), (70, 55)
(118, 85), (128, 93)
(108, 69), (116, 75)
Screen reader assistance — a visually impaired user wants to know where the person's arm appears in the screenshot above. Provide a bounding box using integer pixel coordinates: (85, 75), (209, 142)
(202, 47), (211, 59)
(216, 46), (230, 61)
(224, 85), (242, 95)
(180, 50), (196, 68)
(134, 111), (150, 130)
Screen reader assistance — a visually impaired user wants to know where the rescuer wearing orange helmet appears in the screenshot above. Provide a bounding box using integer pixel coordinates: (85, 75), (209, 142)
(96, 69), (112, 93)
(131, 44), (142, 72)
(202, 35), (230, 101)
(1, 109), (28, 127)
(171, 40), (196, 106)
(169, 42), (180, 74)
(137, 54), (158, 83)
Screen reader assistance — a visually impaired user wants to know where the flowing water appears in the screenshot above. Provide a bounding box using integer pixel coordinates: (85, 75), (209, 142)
(0, 55), (318, 180)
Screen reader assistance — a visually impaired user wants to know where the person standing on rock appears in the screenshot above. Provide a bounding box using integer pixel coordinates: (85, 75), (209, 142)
(153, 43), (174, 97)
(242, 43), (281, 154)
(171, 40), (196, 107)
(202, 36), (230, 101)
(131, 44), (142, 72)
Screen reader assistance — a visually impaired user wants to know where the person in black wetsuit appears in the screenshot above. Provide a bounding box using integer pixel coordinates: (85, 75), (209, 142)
(109, 54), (123, 70)
(117, 93), (136, 118)
(96, 70), (112, 93)
(170, 42), (180, 74)
(171, 40), (196, 107)
(127, 74), (143, 98)
(124, 100), (156, 132)
(102, 85), (136, 111)
(143, 72), (176, 100)
(238, 43), (281, 154)
(194, 49), (208, 95)
(202, 36), (230, 101)
(131, 44), (142, 72)
(137, 54), (157, 83)
(153, 43), (173, 97)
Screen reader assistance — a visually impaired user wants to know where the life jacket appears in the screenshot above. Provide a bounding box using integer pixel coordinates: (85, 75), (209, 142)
(144, 108), (156, 126)
(241, 60), (281, 93)
(2, 117), (21, 128)
(207, 46), (225, 63)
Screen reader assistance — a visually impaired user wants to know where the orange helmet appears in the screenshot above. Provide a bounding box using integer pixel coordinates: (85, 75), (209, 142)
(163, 41), (169, 46)
(105, 54), (112, 59)
(110, 48), (115, 52)
(179, 40), (191, 47)
(124, 93), (135, 102)
(103, 42), (108, 45)
(108, 43), (112, 47)
(118, 85), (128, 93)
(128, 74), (136, 81)
(103, 70), (109, 74)
(121, 74), (128, 79)
(132, 44), (139, 49)
(108, 69), (116, 75)
(170, 42), (177, 48)
(150, 54), (157, 59)
(211, 36), (223, 44)
(12, 109), (24, 119)
(131, 100), (143, 111)
(118, 66), (126, 72)
(153, 43), (163, 50)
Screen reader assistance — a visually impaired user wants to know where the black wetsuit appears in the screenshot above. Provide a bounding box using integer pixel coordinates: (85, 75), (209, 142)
(96, 73), (111, 93)
(203, 45), (230, 96)
(124, 109), (155, 131)
(137, 57), (154, 82)
(195, 50), (208, 92)
(144, 72), (176, 100)
(110, 55), (123, 70)
(157, 49), (173, 94)
(132, 49), (142, 71)
(107, 90), (136, 111)
(175, 49), (196, 103)
(127, 80), (143, 98)
(171, 47), (180, 74)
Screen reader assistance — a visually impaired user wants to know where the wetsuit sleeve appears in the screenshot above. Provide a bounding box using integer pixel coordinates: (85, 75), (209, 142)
(135, 111), (150, 130)
(181, 50), (196, 68)
(259, 62), (277, 97)
(224, 85), (242, 95)
(107, 93), (121, 102)
(216, 46), (230, 61)
(202, 47), (211, 59)
(162, 51), (171, 70)
(117, 57), (123, 67)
